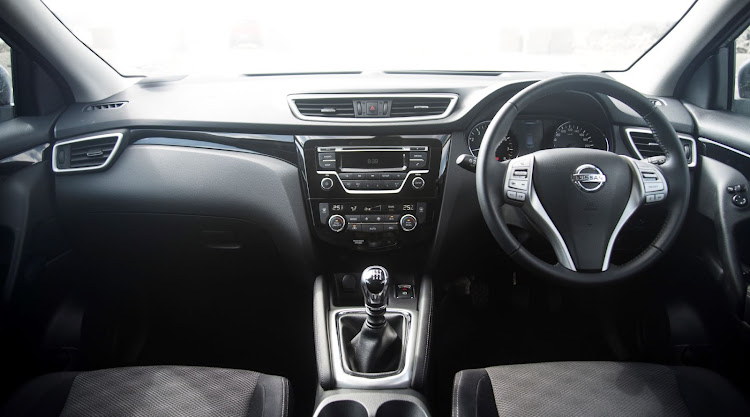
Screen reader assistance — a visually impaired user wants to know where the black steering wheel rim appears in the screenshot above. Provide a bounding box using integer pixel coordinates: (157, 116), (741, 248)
(476, 74), (691, 285)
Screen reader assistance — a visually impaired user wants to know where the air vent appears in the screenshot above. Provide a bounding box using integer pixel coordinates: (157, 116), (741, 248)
(390, 97), (452, 117)
(625, 128), (696, 167)
(83, 101), (127, 112)
(288, 94), (458, 122)
(53, 133), (123, 173)
(294, 98), (355, 118)
(648, 98), (666, 107)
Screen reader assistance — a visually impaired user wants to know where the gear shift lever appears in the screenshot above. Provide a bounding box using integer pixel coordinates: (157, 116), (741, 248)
(345, 265), (401, 373)
(361, 265), (389, 328)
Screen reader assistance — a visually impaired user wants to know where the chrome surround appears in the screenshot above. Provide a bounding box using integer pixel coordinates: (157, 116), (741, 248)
(52, 133), (124, 173)
(699, 137), (750, 160)
(329, 308), (416, 389)
(288, 93), (459, 123)
(571, 164), (607, 192)
(624, 127), (697, 168)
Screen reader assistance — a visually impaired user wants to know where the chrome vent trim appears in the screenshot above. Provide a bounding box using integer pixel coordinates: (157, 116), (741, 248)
(52, 133), (124, 173)
(624, 127), (697, 168)
(83, 101), (127, 112)
(288, 93), (458, 122)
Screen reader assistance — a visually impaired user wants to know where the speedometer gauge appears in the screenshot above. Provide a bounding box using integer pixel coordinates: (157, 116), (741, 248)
(467, 121), (491, 156)
(552, 122), (609, 151)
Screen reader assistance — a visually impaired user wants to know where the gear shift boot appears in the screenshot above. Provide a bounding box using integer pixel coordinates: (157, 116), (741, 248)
(340, 313), (405, 374)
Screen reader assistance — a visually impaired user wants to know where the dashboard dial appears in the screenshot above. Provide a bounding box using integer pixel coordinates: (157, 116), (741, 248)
(467, 121), (490, 156)
(552, 121), (609, 151)
(467, 120), (518, 160)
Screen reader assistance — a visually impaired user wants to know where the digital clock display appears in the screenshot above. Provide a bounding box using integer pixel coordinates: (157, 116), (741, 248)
(341, 152), (406, 170)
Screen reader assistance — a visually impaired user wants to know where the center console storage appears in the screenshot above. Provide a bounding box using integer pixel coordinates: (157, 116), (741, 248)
(314, 390), (430, 417)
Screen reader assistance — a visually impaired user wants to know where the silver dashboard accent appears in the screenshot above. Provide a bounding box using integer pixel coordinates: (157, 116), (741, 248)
(624, 127), (697, 168)
(329, 308), (416, 389)
(699, 137), (750, 160)
(288, 93), (458, 123)
(52, 133), (124, 173)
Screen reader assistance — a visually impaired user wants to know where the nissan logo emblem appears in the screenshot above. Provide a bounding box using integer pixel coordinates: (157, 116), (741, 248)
(572, 164), (606, 192)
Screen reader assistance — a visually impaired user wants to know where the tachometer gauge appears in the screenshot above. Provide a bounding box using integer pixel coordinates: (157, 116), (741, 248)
(495, 133), (518, 161)
(468, 120), (518, 160)
(552, 121), (609, 151)
(467, 121), (491, 156)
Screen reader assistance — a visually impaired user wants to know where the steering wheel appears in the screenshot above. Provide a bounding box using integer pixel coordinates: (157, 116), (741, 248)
(477, 74), (690, 285)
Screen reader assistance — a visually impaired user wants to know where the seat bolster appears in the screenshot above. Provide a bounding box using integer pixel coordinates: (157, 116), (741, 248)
(1, 372), (78, 417)
(452, 369), (499, 417)
(673, 366), (750, 417)
(246, 373), (291, 417)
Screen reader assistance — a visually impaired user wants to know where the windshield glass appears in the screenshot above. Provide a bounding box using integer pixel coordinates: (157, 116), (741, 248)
(43, 0), (696, 76)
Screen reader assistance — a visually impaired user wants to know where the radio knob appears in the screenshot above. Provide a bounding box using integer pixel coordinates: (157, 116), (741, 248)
(321, 177), (334, 191)
(328, 214), (346, 232)
(411, 177), (425, 190)
(400, 214), (417, 232)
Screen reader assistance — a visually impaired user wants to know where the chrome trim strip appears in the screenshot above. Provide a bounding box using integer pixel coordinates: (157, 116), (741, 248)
(624, 127), (697, 168)
(328, 307), (417, 389)
(526, 182), (577, 271)
(317, 170), (429, 194)
(699, 137), (750, 160)
(52, 133), (124, 173)
(288, 93), (458, 123)
(602, 157), (647, 271)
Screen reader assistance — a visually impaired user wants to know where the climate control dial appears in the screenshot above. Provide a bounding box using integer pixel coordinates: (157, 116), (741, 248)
(328, 214), (345, 232)
(400, 214), (417, 232)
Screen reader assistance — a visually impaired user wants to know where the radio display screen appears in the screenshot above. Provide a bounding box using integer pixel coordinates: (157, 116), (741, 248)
(341, 152), (405, 170)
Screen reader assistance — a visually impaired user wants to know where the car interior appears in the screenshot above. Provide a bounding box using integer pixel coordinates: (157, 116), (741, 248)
(2, 0), (750, 416)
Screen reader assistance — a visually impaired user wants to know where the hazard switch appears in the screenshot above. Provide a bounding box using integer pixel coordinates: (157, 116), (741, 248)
(366, 101), (378, 115)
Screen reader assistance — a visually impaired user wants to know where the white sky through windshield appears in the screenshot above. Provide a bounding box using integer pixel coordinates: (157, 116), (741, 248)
(44, 0), (695, 76)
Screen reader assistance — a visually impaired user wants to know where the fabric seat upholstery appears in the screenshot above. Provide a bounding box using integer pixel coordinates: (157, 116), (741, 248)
(453, 361), (750, 417)
(1, 366), (289, 417)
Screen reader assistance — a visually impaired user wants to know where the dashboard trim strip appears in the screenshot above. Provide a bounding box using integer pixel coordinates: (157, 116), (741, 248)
(288, 93), (458, 123)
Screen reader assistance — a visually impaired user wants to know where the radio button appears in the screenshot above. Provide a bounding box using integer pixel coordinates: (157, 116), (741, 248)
(328, 215), (346, 233)
(383, 181), (402, 190)
(400, 214), (417, 232)
(409, 159), (427, 169)
(353, 173), (366, 180)
(412, 177), (425, 190)
(380, 173), (395, 179)
(366, 173), (380, 180)
(321, 177), (334, 191)
(393, 173), (407, 180)
(319, 152), (335, 160)
(339, 173), (354, 180)
(410, 152), (428, 160)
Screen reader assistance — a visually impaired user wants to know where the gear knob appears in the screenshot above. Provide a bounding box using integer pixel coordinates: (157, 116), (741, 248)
(361, 266), (389, 327)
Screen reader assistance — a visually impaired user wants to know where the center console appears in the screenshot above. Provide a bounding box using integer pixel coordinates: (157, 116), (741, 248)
(300, 135), (447, 251)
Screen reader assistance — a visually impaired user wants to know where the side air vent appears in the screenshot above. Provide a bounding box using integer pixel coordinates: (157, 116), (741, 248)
(294, 98), (355, 118)
(648, 98), (666, 107)
(83, 101), (127, 112)
(390, 97), (452, 117)
(288, 94), (458, 122)
(625, 128), (696, 167)
(53, 133), (124, 173)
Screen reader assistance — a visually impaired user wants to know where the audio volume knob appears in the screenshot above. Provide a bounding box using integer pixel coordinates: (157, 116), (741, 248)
(328, 214), (345, 232)
(411, 177), (425, 190)
(321, 177), (334, 191)
(400, 214), (417, 232)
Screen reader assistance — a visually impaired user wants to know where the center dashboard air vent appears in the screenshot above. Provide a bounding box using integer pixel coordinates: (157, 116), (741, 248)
(53, 133), (124, 172)
(83, 101), (128, 112)
(625, 128), (696, 167)
(288, 94), (458, 122)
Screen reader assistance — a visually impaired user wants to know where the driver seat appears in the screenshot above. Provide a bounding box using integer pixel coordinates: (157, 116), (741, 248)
(453, 362), (750, 417)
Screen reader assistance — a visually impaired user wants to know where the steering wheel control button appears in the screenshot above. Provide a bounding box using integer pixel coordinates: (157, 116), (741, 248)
(512, 169), (528, 179)
(319, 203), (330, 223)
(509, 180), (528, 190)
(727, 184), (747, 194)
(411, 177), (425, 190)
(321, 177), (334, 191)
(733, 194), (748, 207)
(328, 214), (346, 232)
(644, 182), (664, 192)
(400, 214), (417, 231)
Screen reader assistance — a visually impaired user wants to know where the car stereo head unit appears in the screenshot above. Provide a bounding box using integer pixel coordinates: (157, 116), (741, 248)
(316, 146), (429, 194)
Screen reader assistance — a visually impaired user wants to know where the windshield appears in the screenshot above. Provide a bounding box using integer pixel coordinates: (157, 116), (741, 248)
(43, 0), (696, 76)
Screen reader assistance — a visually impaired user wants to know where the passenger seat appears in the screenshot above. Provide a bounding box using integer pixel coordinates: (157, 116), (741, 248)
(1, 366), (289, 417)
